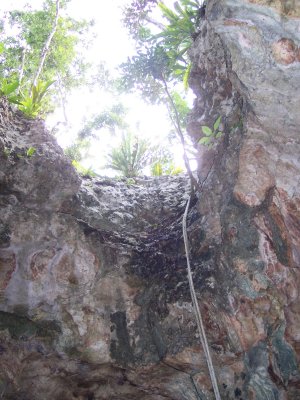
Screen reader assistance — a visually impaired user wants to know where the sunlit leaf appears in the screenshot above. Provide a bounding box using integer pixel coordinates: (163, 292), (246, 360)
(198, 136), (212, 145)
(1, 80), (19, 95)
(26, 147), (36, 157)
(202, 126), (213, 136)
(213, 116), (221, 132)
(183, 62), (191, 91)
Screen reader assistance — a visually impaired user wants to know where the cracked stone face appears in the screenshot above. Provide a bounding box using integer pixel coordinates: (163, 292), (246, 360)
(0, 0), (300, 398)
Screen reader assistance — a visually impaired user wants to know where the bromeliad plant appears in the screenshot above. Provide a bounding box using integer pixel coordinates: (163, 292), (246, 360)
(122, 0), (203, 86)
(0, 41), (55, 118)
(17, 80), (55, 118)
(153, 0), (201, 83)
(198, 116), (223, 146)
(106, 131), (153, 178)
(0, 77), (54, 118)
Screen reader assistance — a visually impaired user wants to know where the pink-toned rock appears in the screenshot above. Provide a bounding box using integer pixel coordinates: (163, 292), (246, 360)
(0, 251), (16, 291)
(270, 189), (300, 267)
(234, 141), (275, 207)
(29, 248), (55, 281)
(272, 38), (297, 64)
(224, 300), (267, 351)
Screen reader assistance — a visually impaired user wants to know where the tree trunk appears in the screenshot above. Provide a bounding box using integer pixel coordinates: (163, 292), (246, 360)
(17, 46), (27, 94)
(32, 0), (60, 88)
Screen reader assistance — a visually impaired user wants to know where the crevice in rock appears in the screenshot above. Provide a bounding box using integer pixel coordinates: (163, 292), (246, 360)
(161, 360), (205, 400)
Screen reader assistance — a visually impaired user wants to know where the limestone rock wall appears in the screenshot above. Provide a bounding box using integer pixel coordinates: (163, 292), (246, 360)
(0, 0), (300, 399)
(0, 100), (200, 399)
(187, 0), (300, 398)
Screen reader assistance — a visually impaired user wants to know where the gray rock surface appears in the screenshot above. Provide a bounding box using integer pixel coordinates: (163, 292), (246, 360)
(187, 0), (300, 398)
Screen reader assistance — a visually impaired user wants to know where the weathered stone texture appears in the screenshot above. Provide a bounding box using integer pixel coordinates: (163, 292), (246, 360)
(0, 0), (300, 398)
(187, 0), (300, 398)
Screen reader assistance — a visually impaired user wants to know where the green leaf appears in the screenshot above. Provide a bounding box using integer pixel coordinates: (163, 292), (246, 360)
(215, 131), (223, 139)
(26, 147), (36, 157)
(213, 116), (222, 132)
(1, 80), (19, 96)
(0, 43), (4, 55)
(31, 85), (39, 104)
(41, 79), (55, 93)
(7, 95), (22, 105)
(198, 136), (212, 145)
(174, 2), (184, 16)
(158, 2), (179, 23)
(185, 0), (200, 8)
(201, 126), (213, 136)
(183, 62), (191, 91)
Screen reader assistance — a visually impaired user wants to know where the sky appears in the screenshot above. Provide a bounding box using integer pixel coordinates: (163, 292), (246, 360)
(1, 0), (196, 174)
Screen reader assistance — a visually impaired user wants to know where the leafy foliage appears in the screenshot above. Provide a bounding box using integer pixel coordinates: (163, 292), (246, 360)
(198, 116), (223, 146)
(168, 91), (190, 130)
(4, 2), (90, 86)
(79, 103), (128, 138)
(121, 0), (203, 92)
(69, 99), (180, 177)
(0, 78), (19, 97)
(119, 0), (205, 175)
(64, 138), (96, 176)
(0, 0), (92, 117)
(118, 47), (164, 103)
(0, 77), (20, 104)
(0, 42), (55, 117)
(150, 156), (184, 176)
(106, 132), (154, 177)
(119, 1), (204, 181)
(65, 138), (91, 162)
(153, 0), (201, 79)
(26, 147), (36, 157)
(17, 80), (55, 118)
(71, 160), (97, 177)
(122, 0), (158, 41)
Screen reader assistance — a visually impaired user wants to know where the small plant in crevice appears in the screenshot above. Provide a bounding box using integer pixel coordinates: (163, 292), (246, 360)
(198, 116), (223, 147)
(126, 177), (136, 185)
(26, 147), (36, 157)
(3, 146), (38, 160)
(2, 147), (11, 158)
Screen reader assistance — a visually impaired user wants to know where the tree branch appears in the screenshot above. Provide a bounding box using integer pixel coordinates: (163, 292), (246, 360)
(161, 75), (200, 193)
(32, 0), (60, 88)
(18, 46), (27, 94)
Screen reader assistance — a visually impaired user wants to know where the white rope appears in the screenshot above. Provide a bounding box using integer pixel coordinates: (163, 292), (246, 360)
(182, 195), (221, 400)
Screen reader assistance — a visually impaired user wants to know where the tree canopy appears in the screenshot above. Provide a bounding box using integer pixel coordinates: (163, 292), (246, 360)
(0, 0), (92, 116)
(118, 0), (204, 180)
(0, 0), (205, 176)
